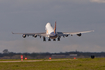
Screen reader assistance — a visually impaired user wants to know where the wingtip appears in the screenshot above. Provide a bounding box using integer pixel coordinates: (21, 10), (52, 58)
(12, 32), (14, 34)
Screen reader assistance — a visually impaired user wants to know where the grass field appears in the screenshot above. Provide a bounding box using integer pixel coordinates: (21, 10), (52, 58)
(0, 58), (105, 70)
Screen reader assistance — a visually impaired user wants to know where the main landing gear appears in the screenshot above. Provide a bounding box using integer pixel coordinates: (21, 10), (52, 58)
(43, 37), (61, 41)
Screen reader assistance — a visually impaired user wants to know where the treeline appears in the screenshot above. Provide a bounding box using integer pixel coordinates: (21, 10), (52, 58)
(0, 49), (105, 59)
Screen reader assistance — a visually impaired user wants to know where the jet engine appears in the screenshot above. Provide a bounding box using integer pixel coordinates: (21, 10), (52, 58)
(77, 33), (82, 37)
(22, 34), (26, 38)
(66, 35), (68, 37)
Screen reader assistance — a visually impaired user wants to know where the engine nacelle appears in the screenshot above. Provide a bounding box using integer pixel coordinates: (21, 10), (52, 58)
(66, 35), (68, 37)
(77, 33), (82, 37)
(33, 35), (37, 38)
(22, 34), (26, 38)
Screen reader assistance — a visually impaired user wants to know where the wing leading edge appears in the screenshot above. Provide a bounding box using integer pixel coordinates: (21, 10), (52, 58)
(12, 32), (47, 37)
(57, 30), (94, 37)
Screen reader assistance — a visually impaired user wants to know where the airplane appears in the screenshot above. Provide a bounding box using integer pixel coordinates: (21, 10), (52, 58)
(12, 21), (94, 41)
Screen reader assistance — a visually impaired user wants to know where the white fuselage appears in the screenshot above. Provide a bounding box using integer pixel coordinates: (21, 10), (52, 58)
(45, 23), (57, 39)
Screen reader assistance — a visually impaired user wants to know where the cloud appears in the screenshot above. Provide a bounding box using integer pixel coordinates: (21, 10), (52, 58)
(90, 0), (105, 3)
(61, 0), (105, 3)
(69, 0), (105, 3)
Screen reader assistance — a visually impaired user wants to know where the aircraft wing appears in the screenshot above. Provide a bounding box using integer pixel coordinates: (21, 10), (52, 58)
(12, 32), (47, 37)
(57, 30), (94, 37)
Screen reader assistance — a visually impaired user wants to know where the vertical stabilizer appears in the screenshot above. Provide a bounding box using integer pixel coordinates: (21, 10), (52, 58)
(54, 21), (56, 34)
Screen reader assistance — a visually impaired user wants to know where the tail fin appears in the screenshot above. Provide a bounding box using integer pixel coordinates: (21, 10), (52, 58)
(54, 21), (56, 34)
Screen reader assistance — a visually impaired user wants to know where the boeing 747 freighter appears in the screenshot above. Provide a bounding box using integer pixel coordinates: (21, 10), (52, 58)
(12, 22), (94, 41)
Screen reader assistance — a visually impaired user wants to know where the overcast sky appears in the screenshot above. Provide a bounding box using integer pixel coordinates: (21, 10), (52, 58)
(0, 0), (105, 53)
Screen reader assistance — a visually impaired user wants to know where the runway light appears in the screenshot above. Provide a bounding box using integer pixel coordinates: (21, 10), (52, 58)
(49, 57), (51, 59)
(25, 58), (27, 60)
(74, 57), (76, 59)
